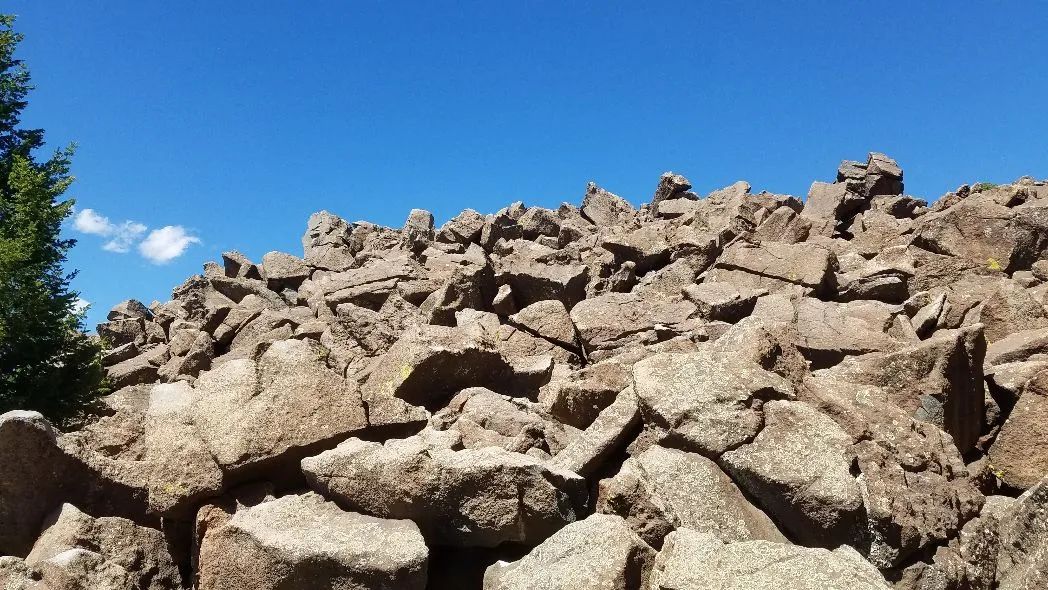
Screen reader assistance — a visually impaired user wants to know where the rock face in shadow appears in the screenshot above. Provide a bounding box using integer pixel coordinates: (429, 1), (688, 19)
(4, 157), (1047, 589)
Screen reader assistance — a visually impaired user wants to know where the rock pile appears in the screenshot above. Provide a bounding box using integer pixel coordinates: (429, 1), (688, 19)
(3, 153), (1048, 589)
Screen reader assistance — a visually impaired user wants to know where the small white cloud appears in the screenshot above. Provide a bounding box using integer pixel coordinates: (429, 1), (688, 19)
(73, 208), (113, 235)
(101, 221), (148, 253)
(138, 225), (201, 264)
(74, 209), (148, 253)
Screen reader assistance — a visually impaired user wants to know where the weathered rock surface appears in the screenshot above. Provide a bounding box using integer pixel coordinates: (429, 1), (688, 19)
(597, 445), (786, 547)
(632, 351), (793, 455)
(7, 157), (1047, 589)
(650, 528), (891, 590)
(301, 433), (589, 547)
(483, 514), (654, 590)
(721, 400), (864, 548)
(197, 492), (428, 590)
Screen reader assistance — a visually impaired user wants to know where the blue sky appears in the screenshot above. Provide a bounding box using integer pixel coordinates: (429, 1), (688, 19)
(7, 1), (1048, 330)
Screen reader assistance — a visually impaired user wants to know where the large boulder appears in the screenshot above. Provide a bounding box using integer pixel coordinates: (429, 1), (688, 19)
(989, 370), (1048, 490)
(650, 528), (891, 590)
(301, 433), (589, 547)
(813, 326), (986, 452)
(706, 241), (837, 298)
(196, 492), (428, 590)
(24, 503), (180, 590)
(483, 514), (654, 590)
(631, 351), (793, 455)
(362, 324), (513, 407)
(570, 292), (695, 357)
(596, 445), (785, 547)
(721, 401), (864, 548)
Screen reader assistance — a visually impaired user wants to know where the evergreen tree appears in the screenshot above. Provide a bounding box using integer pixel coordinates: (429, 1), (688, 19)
(0, 14), (105, 425)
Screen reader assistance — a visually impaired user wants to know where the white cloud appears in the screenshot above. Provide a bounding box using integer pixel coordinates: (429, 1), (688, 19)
(73, 208), (147, 253)
(101, 221), (148, 253)
(73, 208), (113, 235)
(138, 225), (201, 264)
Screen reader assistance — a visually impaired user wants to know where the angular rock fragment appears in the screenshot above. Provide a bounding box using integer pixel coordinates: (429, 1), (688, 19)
(483, 514), (654, 590)
(302, 434), (589, 547)
(721, 401), (864, 548)
(550, 387), (640, 477)
(682, 282), (764, 323)
(707, 241), (837, 298)
(989, 370), (1048, 490)
(25, 503), (180, 590)
(650, 528), (891, 590)
(197, 492), (428, 590)
(597, 445), (786, 547)
(362, 324), (513, 407)
(814, 326), (986, 451)
(570, 292), (695, 356)
(581, 182), (636, 227)
(631, 351), (793, 455)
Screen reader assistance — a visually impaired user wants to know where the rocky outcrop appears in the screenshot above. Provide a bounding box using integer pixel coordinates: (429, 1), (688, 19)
(2, 155), (1046, 588)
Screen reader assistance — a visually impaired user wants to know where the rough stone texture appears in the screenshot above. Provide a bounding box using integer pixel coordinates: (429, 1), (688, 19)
(721, 401), (864, 548)
(11, 162), (1048, 589)
(707, 241), (838, 298)
(650, 528), (891, 590)
(632, 351), (793, 455)
(483, 514), (654, 590)
(197, 492), (428, 590)
(302, 433), (589, 547)
(989, 370), (1048, 490)
(814, 326), (986, 451)
(596, 445), (786, 547)
(570, 292), (695, 356)
(25, 503), (180, 590)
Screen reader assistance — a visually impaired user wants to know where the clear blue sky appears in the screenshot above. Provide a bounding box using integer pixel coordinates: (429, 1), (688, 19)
(7, 1), (1048, 330)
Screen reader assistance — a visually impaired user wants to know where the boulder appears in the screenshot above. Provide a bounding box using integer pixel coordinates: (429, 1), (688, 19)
(483, 514), (654, 590)
(431, 387), (579, 457)
(581, 182), (636, 227)
(597, 445), (786, 547)
(651, 172), (693, 206)
(721, 401), (864, 548)
(570, 292), (695, 356)
(106, 300), (152, 321)
(197, 492), (428, 590)
(706, 241), (837, 298)
(649, 528), (891, 590)
(550, 387), (641, 477)
(25, 503), (179, 590)
(362, 324), (513, 407)
(682, 282), (764, 323)
(260, 251), (310, 290)
(302, 433), (588, 547)
(302, 210), (354, 270)
(631, 351), (793, 455)
(813, 326), (986, 451)
(989, 370), (1048, 490)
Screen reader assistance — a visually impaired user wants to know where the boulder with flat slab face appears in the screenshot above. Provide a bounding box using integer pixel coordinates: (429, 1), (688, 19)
(706, 241), (837, 298)
(362, 324), (514, 407)
(483, 514), (655, 590)
(197, 492), (428, 590)
(301, 433), (589, 547)
(631, 351), (793, 455)
(989, 370), (1048, 490)
(721, 401), (864, 548)
(650, 528), (891, 590)
(569, 292), (696, 356)
(597, 445), (786, 547)
(813, 326), (986, 452)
